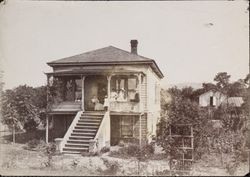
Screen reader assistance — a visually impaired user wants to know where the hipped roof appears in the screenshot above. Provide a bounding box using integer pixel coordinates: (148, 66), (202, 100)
(47, 46), (164, 78)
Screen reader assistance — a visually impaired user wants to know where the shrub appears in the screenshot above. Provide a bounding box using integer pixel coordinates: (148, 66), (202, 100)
(142, 143), (155, 155)
(26, 139), (46, 150)
(42, 143), (56, 168)
(24, 119), (39, 132)
(124, 144), (141, 156)
(109, 143), (155, 160)
(100, 146), (110, 154)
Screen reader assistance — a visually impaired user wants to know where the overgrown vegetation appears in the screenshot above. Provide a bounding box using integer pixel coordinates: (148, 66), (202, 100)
(42, 143), (57, 168)
(26, 139), (46, 151)
(109, 143), (156, 160)
(158, 72), (250, 174)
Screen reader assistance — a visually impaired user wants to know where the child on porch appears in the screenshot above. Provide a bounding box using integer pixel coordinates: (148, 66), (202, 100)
(103, 95), (109, 111)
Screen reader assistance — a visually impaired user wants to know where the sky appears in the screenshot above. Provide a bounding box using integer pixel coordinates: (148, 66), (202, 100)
(0, 0), (249, 90)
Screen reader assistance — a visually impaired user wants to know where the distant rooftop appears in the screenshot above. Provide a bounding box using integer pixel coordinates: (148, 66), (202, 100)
(223, 97), (244, 107)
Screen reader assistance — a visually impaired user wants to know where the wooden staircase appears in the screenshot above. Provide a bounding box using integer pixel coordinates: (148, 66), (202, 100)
(62, 112), (104, 154)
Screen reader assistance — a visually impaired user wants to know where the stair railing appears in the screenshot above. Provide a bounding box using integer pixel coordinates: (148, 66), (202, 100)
(59, 111), (83, 153)
(90, 111), (110, 152)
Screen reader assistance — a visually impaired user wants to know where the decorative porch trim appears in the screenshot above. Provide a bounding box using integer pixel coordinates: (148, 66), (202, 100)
(107, 75), (112, 110)
(81, 75), (85, 111)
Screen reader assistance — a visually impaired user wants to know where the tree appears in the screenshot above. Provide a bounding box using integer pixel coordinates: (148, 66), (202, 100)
(214, 72), (231, 94)
(227, 80), (246, 97)
(202, 82), (217, 92)
(1, 85), (46, 142)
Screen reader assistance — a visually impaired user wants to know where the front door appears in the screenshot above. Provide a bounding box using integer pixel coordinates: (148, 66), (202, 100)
(84, 75), (107, 111)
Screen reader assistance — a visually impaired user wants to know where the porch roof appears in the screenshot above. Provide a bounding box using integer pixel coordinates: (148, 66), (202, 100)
(45, 68), (145, 77)
(46, 46), (164, 78)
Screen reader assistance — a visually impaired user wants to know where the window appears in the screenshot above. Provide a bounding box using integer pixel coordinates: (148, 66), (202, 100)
(121, 117), (133, 138)
(75, 79), (82, 101)
(110, 75), (138, 102)
(210, 96), (216, 106)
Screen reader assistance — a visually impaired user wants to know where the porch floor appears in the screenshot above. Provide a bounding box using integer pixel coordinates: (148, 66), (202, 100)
(49, 101), (81, 114)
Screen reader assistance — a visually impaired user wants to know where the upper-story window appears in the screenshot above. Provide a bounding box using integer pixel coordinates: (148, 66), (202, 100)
(110, 75), (139, 102)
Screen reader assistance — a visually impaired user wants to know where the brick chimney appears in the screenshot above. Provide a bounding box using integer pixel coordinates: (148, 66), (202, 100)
(130, 40), (138, 54)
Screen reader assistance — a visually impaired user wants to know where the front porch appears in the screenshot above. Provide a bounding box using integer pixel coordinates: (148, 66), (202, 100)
(46, 72), (145, 114)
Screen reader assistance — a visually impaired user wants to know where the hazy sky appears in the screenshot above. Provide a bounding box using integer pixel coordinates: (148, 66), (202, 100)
(0, 0), (249, 89)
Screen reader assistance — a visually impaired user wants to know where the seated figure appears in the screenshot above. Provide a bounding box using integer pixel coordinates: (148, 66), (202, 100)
(117, 88), (126, 101)
(91, 96), (104, 111)
(110, 88), (118, 101)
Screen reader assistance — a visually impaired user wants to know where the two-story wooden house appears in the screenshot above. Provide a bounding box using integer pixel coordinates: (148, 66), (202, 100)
(45, 40), (164, 154)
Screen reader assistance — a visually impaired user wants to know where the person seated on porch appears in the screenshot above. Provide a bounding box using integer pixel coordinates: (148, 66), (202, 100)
(91, 95), (104, 111)
(130, 91), (140, 102)
(117, 88), (127, 101)
(110, 88), (118, 101)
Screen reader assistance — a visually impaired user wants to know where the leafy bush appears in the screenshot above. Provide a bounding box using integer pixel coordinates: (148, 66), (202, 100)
(24, 119), (39, 132)
(26, 139), (46, 150)
(100, 146), (110, 154)
(141, 143), (155, 155)
(109, 143), (155, 160)
(42, 143), (56, 168)
(109, 143), (140, 158)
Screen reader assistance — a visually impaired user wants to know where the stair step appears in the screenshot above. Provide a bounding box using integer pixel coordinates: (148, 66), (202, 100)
(80, 118), (102, 121)
(71, 132), (96, 136)
(63, 147), (88, 152)
(63, 151), (81, 154)
(75, 126), (99, 129)
(73, 129), (97, 133)
(69, 136), (93, 140)
(76, 122), (100, 126)
(80, 115), (103, 118)
(78, 119), (101, 122)
(65, 143), (89, 148)
(82, 112), (105, 116)
(67, 139), (90, 144)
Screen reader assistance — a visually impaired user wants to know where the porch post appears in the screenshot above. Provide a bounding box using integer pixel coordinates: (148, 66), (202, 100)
(138, 73), (142, 112)
(46, 116), (49, 143)
(107, 75), (112, 110)
(81, 76), (85, 111)
(139, 114), (142, 147)
(46, 74), (50, 144)
(138, 73), (142, 147)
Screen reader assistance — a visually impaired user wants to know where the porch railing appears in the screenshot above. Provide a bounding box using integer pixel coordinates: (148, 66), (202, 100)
(89, 111), (110, 152)
(59, 111), (83, 152)
(109, 101), (139, 112)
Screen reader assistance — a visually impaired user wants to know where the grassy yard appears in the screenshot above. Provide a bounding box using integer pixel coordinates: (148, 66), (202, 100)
(0, 131), (248, 176)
